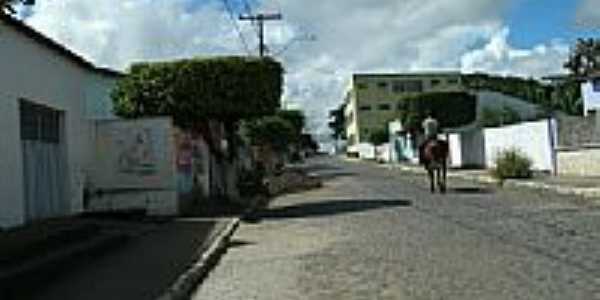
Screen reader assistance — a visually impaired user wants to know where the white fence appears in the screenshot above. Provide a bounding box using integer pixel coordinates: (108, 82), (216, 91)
(483, 119), (557, 172)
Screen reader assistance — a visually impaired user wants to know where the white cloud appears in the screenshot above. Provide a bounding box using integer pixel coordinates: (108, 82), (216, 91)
(575, 0), (600, 28)
(460, 27), (570, 77)
(21, 0), (573, 137)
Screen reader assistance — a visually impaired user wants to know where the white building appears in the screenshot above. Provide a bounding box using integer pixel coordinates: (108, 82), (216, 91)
(0, 16), (122, 228)
(581, 75), (600, 116)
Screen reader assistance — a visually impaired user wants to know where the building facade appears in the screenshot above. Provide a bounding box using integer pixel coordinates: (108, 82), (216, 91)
(0, 16), (121, 228)
(344, 72), (464, 146)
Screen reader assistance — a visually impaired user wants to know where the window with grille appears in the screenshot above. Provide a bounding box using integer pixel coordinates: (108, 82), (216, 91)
(19, 100), (62, 144)
(378, 104), (391, 111)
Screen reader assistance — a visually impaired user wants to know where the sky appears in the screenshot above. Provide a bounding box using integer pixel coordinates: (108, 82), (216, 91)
(15, 0), (600, 137)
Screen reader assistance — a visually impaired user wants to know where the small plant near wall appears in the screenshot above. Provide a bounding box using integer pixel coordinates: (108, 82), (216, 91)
(491, 148), (532, 183)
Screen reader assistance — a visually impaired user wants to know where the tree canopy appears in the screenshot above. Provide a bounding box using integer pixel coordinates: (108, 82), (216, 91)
(564, 38), (600, 77)
(398, 91), (477, 131)
(111, 56), (284, 129)
(328, 104), (346, 139)
(245, 115), (296, 152)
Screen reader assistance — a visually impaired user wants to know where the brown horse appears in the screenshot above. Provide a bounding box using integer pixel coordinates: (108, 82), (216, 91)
(421, 139), (449, 193)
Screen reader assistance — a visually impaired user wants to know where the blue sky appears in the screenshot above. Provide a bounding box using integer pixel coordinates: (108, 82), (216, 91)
(505, 0), (596, 47)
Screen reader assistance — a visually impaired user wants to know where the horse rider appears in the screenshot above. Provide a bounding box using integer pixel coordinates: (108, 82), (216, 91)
(419, 113), (439, 164)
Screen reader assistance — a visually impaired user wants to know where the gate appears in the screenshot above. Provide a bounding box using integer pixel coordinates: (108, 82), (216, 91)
(19, 100), (68, 221)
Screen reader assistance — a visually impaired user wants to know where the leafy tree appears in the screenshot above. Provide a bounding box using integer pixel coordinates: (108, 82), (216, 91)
(479, 106), (521, 127)
(112, 56), (284, 163)
(246, 116), (296, 152)
(397, 91), (477, 131)
(564, 38), (600, 77)
(463, 73), (581, 115)
(276, 109), (305, 137)
(328, 104), (346, 139)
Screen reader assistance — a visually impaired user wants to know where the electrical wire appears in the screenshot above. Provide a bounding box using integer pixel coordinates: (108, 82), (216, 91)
(221, 0), (252, 55)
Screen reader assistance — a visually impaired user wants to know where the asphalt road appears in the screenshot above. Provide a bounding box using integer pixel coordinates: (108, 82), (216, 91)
(192, 156), (600, 300)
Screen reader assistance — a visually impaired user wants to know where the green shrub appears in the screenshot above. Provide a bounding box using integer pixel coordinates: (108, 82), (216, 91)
(491, 149), (532, 181)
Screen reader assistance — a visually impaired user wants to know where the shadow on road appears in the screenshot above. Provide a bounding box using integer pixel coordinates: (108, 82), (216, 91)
(449, 187), (495, 194)
(317, 171), (358, 181)
(250, 199), (411, 221)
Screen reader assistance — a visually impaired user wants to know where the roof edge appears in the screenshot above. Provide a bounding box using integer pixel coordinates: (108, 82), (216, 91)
(0, 15), (123, 77)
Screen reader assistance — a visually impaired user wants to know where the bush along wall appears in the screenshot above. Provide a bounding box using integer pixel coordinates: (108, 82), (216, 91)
(398, 91), (477, 131)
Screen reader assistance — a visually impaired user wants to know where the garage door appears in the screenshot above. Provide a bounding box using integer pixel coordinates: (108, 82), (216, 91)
(20, 100), (68, 221)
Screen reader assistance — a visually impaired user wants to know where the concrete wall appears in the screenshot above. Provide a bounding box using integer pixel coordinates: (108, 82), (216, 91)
(484, 120), (556, 171)
(89, 118), (178, 215)
(555, 113), (600, 147)
(557, 146), (600, 176)
(0, 91), (24, 227)
(0, 21), (118, 227)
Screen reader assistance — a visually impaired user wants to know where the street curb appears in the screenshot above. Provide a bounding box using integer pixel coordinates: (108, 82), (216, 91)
(386, 163), (600, 199)
(157, 217), (241, 300)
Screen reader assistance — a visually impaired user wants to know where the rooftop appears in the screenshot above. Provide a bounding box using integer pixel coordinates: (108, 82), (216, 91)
(353, 71), (461, 79)
(0, 15), (123, 77)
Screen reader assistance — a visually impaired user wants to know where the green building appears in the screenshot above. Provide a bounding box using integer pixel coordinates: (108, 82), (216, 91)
(344, 72), (465, 145)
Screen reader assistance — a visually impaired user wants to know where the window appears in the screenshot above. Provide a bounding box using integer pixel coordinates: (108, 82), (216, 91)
(392, 82), (404, 93)
(593, 78), (600, 92)
(378, 104), (391, 111)
(20, 100), (61, 143)
(431, 79), (441, 87)
(447, 78), (459, 85)
(404, 80), (423, 92)
(359, 105), (372, 111)
(397, 101), (408, 111)
(357, 83), (368, 90)
(378, 81), (389, 89)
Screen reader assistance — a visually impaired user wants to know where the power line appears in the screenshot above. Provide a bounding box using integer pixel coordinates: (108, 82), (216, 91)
(220, 0), (252, 55)
(240, 0), (260, 36)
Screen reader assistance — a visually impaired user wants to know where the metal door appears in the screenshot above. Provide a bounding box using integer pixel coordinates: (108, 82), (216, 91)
(20, 100), (68, 221)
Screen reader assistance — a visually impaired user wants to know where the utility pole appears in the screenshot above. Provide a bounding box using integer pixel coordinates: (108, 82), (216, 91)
(239, 13), (282, 57)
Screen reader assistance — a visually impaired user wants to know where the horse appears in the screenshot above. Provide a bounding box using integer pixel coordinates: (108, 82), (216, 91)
(421, 139), (449, 193)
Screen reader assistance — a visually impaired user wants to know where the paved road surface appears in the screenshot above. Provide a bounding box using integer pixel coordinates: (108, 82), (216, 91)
(192, 157), (600, 300)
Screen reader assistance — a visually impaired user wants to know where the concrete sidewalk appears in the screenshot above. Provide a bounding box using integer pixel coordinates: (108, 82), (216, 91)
(1, 216), (238, 300)
(380, 162), (600, 200)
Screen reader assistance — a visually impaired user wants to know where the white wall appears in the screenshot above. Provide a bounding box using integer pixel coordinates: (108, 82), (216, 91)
(0, 92), (24, 227)
(90, 118), (178, 215)
(448, 133), (462, 168)
(581, 81), (600, 116)
(0, 22), (118, 227)
(557, 146), (600, 176)
(484, 120), (555, 171)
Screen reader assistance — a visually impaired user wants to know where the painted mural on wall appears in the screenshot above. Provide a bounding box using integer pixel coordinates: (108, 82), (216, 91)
(93, 118), (174, 189)
(116, 128), (158, 175)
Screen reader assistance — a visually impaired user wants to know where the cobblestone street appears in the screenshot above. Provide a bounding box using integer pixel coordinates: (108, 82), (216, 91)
(192, 157), (600, 300)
